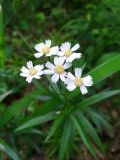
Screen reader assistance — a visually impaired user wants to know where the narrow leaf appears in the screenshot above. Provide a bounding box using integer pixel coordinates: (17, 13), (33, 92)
(0, 4), (4, 67)
(71, 114), (97, 159)
(45, 112), (65, 142)
(76, 90), (120, 110)
(68, 55), (120, 100)
(15, 112), (56, 132)
(0, 86), (47, 128)
(58, 119), (74, 160)
(79, 113), (105, 153)
(0, 139), (20, 160)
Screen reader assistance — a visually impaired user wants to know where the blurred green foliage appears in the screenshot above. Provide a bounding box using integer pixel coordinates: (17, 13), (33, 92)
(0, 0), (120, 159)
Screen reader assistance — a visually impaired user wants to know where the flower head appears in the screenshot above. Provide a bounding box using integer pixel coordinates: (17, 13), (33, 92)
(65, 68), (93, 94)
(44, 57), (72, 83)
(34, 40), (59, 58)
(20, 61), (44, 83)
(58, 42), (81, 62)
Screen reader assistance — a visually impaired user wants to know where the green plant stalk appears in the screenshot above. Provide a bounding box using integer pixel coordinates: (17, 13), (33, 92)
(0, 4), (4, 67)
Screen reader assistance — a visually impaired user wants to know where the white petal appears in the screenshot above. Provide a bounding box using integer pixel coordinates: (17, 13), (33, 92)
(26, 76), (33, 83)
(80, 85), (88, 95)
(66, 56), (74, 62)
(34, 53), (43, 58)
(64, 77), (72, 84)
(49, 46), (59, 55)
(45, 40), (51, 47)
(45, 62), (55, 69)
(63, 63), (72, 69)
(75, 68), (82, 78)
(34, 65), (44, 71)
(54, 57), (65, 65)
(58, 57), (66, 65)
(67, 82), (76, 91)
(71, 44), (80, 51)
(44, 70), (55, 74)
(20, 73), (28, 77)
(27, 61), (33, 69)
(51, 73), (59, 83)
(21, 66), (29, 73)
(34, 43), (44, 52)
(71, 53), (81, 59)
(82, 75), (93, 86)
(57, 51), (64, 56)
(33, 75), (41, 79)
(54, 57), (59, 65)
(36, 71), (43, 76)
(60, 73), (66, 82)
(60, 42), (71, 51)
(66, 53), (81, 62)
(67, 72), (75, 80)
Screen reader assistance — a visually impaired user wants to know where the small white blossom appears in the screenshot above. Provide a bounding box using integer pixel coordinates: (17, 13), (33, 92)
(44, 57), (72, 83)
(34, 40), (59, 58)
(20, 61), (44, 83)
(58, 42), (81, 62)
(65, 68), (93, 94)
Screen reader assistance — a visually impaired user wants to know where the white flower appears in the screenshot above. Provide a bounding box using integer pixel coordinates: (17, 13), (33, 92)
(34, 40), (59, 58)
(20, 61), (44, 83)
(58, 42), (81, 62)
(44, 57), (72, 83)
(65, 68), (93, 94)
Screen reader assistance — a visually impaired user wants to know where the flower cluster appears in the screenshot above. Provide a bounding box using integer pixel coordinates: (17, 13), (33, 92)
(20, 40), (93, 94)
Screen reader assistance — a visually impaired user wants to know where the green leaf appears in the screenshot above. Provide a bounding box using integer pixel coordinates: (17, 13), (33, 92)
(90, 55), (120, 84)
(15, 112), (56, 132)
(89, 111), (112, 131)
(20, 98), (61, 124)
(79, 113), (105, 153)
(45, 112), (65, 142)
(75, 90), (120, 110)
(71, 114), (97, 159)
(0, 3), (4, 67)
(0, 90), (12, 102)
(0, 139), (20, 160)
(58, 119), (74, 160)
(68, 55), (120, 100)
(0, 87), (47, 128)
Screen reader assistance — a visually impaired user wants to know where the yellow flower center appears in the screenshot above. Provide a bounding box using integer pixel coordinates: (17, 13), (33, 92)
(54, 65), (64, 74)
(64, 49), (72, 57)
(74, 78), (83, 86)
(42, 46), (50, 54)
(29, 68), (37, 76)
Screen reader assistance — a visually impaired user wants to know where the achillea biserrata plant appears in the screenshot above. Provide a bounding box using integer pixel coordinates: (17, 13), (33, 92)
(20, 39), (116, 160)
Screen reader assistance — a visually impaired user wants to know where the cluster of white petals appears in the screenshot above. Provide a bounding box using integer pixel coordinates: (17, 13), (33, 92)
(20, 39), (93, 94)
